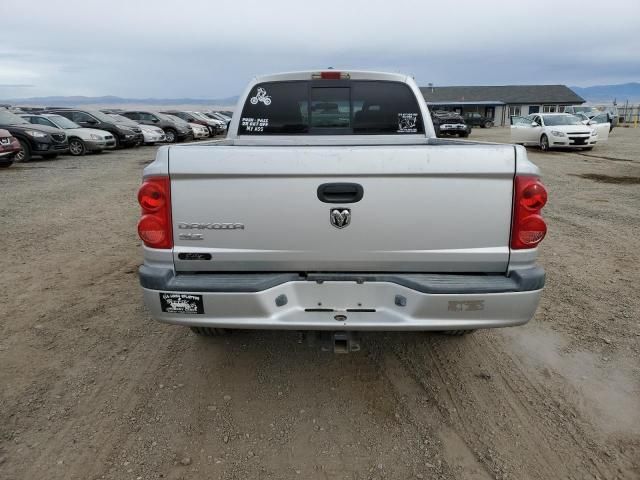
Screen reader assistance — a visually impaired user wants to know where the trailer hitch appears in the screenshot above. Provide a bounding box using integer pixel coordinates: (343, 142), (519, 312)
(304, 331), (361, 354)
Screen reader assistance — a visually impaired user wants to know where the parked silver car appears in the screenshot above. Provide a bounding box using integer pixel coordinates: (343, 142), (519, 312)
(139, 124), (167, 144)
(20, 114), (115, 155)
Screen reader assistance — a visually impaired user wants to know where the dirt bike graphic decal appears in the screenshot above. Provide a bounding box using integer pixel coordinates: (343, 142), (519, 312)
(250, 87), (272, 106)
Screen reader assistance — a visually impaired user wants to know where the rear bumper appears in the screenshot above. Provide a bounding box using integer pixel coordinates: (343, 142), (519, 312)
(139, 267), (544, 331)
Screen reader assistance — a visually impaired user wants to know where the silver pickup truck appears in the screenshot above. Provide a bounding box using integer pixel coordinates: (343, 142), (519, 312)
(137, 70), (547, 341)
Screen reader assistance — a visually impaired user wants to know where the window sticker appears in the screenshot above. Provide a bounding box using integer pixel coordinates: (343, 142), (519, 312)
(398, 113), (418, 133)
(241, 117), (269, 132)
(249, 87), (272, 106)
(159, 293), (204, 314)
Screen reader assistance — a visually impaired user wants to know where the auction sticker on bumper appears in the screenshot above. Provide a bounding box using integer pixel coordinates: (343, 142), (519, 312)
(159, 293), (204, 314)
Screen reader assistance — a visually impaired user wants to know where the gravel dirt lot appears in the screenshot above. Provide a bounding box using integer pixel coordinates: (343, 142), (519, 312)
(1, 128), (639, 480)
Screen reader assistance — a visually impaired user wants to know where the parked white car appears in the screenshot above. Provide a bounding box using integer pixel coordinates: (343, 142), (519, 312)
(20, 113), (115, 155)
(139, 124), (166, 145)
(189, 122), (209, 139)
(511, 113), (598, 151)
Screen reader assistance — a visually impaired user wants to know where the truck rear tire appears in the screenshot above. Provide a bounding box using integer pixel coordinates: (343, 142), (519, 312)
(190, 326), (230, 337)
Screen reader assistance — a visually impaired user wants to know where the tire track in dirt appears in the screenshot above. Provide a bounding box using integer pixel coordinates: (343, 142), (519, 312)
(385, 333), (616, 480)
(372, 342), (491, 479)
(487, 336), (638, 478)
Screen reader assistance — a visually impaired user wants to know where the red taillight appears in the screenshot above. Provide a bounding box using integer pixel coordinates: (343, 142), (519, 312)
(511, 176), (547, 249)
(516, 215), (547, 245)
(138, 181), (167, 212)
(137, 176), (172, 249)
(520, 182), (547, 211)
(138, 214), (169, 245)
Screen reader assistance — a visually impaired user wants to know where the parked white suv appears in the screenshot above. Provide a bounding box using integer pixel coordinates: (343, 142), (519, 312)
(511, 113), (598, 151)
(137, 70), (548, 345)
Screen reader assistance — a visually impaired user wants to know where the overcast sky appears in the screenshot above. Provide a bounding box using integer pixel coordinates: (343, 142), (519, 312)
(1, 0), (639, 99)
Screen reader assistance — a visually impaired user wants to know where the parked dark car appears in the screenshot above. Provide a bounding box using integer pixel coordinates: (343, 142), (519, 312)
(0, 108), (69, 162)
(431, 110), (472, 138)
(463, 112), (494, 128)
(121, 111), (192, 143)
(204, 111), (231, 129)
(0, 128), (22, 168)
(47, 108), (142, 148)
(159, 110), (219, 136)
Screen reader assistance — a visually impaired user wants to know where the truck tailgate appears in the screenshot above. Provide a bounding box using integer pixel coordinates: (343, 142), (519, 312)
(168, 144), (515, 273)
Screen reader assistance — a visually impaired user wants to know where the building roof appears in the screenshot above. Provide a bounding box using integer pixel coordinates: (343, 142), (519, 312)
(419, 85), (585, 105)
(427, 100), (504, 105)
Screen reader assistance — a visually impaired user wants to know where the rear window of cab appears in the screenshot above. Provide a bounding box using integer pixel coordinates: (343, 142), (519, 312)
(239, 81), (425, 135)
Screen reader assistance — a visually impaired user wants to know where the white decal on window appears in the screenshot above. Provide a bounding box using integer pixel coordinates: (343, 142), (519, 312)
(241, 117), (269, 132)
(398, 113), (418, 133)
(249, 87), (272, 106)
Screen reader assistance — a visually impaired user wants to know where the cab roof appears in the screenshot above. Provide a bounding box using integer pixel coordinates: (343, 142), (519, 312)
(253, 70), (410, 83)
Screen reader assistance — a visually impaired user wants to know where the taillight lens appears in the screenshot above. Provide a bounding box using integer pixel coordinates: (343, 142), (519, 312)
(520, 182), (547, 211)
(516, 215), (547, 246)
(512, 176), (547, 249)
(138, 214), (169, 245)
(138, 181), (166, 212)
(137, 176), (172, 249)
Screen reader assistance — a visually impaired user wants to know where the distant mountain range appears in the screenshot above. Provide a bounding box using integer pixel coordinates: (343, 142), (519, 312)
(2, 82), (639, 107)
(0, 95), (240, 108)
(570, 83), (640, 103)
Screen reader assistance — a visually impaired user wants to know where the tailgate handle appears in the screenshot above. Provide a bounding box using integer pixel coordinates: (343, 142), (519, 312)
(317, 183), (364, 203)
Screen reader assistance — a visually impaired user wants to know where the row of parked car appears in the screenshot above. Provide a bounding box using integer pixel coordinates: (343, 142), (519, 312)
(0, 107), (233, 167)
